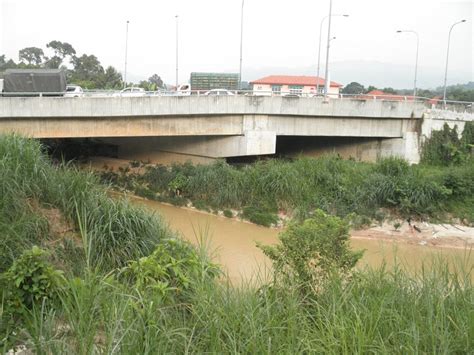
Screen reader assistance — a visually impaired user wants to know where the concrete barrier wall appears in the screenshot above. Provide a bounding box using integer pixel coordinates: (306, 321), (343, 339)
(0, 96), (425, 119)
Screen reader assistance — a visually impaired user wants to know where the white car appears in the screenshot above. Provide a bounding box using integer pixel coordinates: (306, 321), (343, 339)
(114, 87), (146, 97)
(204, 89), (235, 96)
(64, 85), (84, 97)
(176, 84), (191, 95)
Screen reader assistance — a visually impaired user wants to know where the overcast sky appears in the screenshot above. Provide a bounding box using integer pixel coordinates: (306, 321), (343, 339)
(1, 0), (472, 88)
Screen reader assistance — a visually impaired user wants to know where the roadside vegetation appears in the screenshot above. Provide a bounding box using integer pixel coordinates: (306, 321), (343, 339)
(341, 80), (474, 102)
(1, 135), (473, 353)
(101, 122), (474, 227)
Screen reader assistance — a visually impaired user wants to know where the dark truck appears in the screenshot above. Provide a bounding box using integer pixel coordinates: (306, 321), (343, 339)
(1, 69), (66, 97)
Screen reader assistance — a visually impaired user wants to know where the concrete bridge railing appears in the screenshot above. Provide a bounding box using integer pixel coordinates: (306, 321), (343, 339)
(0, 95), (425, 119)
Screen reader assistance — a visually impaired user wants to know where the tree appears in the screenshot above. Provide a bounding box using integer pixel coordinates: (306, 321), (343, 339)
(45, 41), (76, 68)
(366, 85), (378, 93)
(382, 87), (398, 95)
(70, 54), (104, 88)
(99, 66), (123, 89)
(138, 80), (156, 91)
(417, 89), (436, 98)
(0, 55), (17, 71)
(421, 123), (466, 165)
(18, 47), (44, 65)
(46, 41), (76, 59)
(138, 74), (165, 91)
(148, 74), (164, 89)
(447, 88), (474, 102)
(341, 82), (365, 95)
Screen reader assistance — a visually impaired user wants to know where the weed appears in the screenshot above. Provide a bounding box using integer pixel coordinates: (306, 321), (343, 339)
(242, 206), (278, 227)
(223, 209), (233, 218)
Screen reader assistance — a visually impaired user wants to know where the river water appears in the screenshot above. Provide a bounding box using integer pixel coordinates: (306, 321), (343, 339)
(130, 196), (473, 283)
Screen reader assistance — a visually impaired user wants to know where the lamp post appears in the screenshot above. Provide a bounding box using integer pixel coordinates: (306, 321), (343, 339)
(175, 15), (179, 91)
(123, 20), (129, 89)
(316, 13), (348, 95)
(239, 0), (244, 91)
(442, 19), (466, 106)
(323, 0), (333, 98)
(396, 30), (419, 98)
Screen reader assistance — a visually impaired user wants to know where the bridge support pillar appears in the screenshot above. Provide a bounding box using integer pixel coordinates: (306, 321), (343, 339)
(105, 130), (277, 162)
(379, 132), (420, 164)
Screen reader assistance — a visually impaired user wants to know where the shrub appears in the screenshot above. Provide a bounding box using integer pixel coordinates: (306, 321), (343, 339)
(193, 200), (210, 212)
(421, 123), (469, 165)
(375, 156), (409, 176)
(168, 172), (188, 196)
(258, 210), (363, 295)
(134, 185), (156, 200)
(242, 206), (278, 227)
(119, 239), (220, 303)
(223, 209), (233, 218)
(1, 246), (63, 314)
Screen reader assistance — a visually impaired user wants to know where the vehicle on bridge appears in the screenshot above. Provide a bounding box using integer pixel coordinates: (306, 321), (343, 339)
(176, 84), (191, 95)
(204, 89), (235, 96)
(64, 85), (84, 98)
(113, 87), (146, 97)
(1, 69), (66, 97)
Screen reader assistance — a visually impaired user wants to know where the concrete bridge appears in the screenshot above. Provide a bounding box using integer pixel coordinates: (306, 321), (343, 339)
(0, 96), (471, 163)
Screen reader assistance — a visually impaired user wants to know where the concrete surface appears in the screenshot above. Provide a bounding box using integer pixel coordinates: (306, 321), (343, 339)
(0, 96), (472, 162)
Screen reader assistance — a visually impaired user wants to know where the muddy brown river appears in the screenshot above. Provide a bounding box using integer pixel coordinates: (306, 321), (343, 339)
(130, 196), (473, 283)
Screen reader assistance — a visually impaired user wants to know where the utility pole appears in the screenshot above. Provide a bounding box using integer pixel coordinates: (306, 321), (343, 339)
(323, 0), (333, 98)
(239, 0), (244, 91)
(123, 20), (129, 89)
(175, 15), (179, 91)
(316, 14), (348, 95)
(443, 19), (466, 107)
(396, 30), (419, 98)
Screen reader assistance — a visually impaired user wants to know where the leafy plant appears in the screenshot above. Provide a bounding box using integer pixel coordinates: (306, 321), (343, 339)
(242, 206), (278, 227)
(168, 173), (188, 196)
(258, 210), (363, 295)
(421, 123), (470, 166)
(1, 246), (63, 314)
(119, 239), (220, 303)
(223, 209), (233, 218)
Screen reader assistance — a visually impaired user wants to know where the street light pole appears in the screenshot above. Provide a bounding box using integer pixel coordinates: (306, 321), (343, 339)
(123, 20), (129, 89)
(175, 15), (179, 91)
(396, 30), (419, 98)
(443, 19), (466, 106)
(239, 0), (244, 91)
(323, 0), (333, 97)
(316, 13), (348, 95)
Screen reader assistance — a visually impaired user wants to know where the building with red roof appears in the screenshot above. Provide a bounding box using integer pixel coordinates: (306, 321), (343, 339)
(250, 75), (342, 97)
(358, 90), (415, 101)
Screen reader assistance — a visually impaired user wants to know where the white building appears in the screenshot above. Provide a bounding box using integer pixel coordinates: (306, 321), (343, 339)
(250, 75), (342, 97)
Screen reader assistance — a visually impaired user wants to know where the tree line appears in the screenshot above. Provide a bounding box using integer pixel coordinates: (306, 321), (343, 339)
(341, 81), (474, 102)
(0, 41), (164, 91)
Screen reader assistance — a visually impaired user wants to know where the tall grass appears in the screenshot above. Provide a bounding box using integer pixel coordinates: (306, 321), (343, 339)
(0, 135), (171, 273)
(11, 259), (473, 354)
(107, 155), (474, 224)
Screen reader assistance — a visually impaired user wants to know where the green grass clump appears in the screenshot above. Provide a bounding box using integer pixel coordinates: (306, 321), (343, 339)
(106, 154), (474, 224)
(0, 135), (171, 273)
(192, 199), (211, 212)
(223, 209), (233, 218)
(242, 206), (278, 227)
